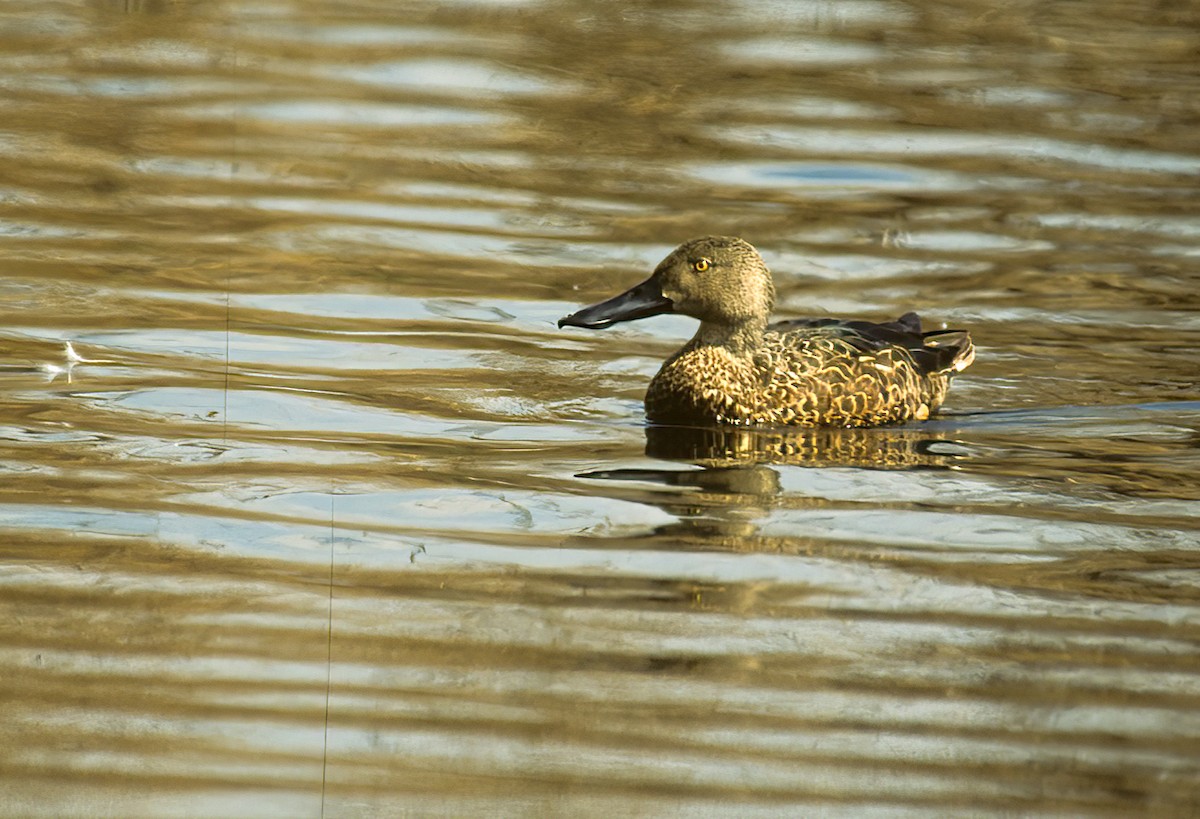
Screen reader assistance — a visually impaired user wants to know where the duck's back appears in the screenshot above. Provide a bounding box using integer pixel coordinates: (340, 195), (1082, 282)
(646, 312), (974, 427)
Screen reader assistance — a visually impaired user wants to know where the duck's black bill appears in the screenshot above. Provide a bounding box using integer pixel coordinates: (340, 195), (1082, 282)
(558, 277), (673, 330)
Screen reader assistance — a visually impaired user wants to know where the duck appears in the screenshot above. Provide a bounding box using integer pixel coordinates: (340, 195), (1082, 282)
(558, 236), (974, 427)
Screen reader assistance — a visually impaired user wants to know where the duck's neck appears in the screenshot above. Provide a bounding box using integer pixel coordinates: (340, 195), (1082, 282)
(692, 318), (766, 356)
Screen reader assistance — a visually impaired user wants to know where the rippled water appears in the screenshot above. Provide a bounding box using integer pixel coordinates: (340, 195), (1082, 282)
(2, 1), (1199, 816)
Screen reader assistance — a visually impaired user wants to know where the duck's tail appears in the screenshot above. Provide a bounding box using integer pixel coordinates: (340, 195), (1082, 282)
(918, 329), (975, 375)
(880, 312), (973, 376)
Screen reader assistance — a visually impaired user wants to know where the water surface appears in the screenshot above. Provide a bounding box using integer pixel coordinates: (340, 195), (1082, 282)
(2, 0), (1199, 816)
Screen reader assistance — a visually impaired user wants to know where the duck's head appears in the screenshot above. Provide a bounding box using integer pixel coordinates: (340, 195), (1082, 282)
(558, 236), (775, 331)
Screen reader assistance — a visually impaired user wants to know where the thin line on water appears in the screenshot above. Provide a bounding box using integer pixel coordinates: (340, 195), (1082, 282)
(223, 289), (230, 440)
(222, 33), (235, 442)
(321, 492), (335, 817)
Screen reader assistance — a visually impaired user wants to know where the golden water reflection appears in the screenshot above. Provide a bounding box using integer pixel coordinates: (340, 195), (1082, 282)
(2, 0), (1199, 815)
(4, 524), (1199, 816)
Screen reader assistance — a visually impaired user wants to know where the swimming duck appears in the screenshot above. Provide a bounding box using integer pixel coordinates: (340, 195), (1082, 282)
(558, 236), (974, 427)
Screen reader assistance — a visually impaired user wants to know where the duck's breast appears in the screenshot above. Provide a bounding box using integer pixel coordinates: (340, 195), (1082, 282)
(645, 345), (759, 425)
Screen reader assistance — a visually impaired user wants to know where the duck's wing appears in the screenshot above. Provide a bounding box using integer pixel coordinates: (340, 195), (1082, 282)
(769, 312), (974, 376)
(769, 310), (922, 337)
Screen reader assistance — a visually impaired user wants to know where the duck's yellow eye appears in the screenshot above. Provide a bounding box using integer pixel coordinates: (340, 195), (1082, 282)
(692, 258), (710, 273)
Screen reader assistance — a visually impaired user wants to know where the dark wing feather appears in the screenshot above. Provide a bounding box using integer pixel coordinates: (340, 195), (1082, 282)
(913, 330), (973, 374)
(769, 312), (972, 376)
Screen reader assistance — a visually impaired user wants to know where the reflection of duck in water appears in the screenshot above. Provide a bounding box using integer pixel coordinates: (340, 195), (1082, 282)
(560, 236), (974, 427)
(643, 424), (964, 470)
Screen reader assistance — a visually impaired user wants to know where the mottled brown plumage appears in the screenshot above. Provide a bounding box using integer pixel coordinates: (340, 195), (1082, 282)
(559, 236), (974, 428)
